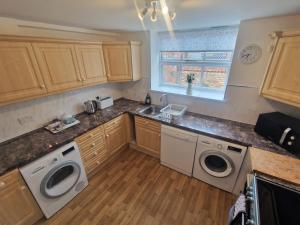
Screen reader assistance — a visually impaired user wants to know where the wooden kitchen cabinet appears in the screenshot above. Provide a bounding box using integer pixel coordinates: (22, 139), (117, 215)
(33, 42), (82, 93)
(0, 41), (47, 105)
(75, 44), (107, 86)
(0, 169), (43, 225)
(103, 42), (141, 82)
(135, 116), (161, 157)
(104, 115), (127, 156)
(75, 125), (108, 176)
(0, 35), (141, 107)
(261, 31), (300, 108)
(124, 113), (134, 143)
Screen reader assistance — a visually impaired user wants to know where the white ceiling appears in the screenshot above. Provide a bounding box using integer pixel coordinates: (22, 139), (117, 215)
(0, 0), (300, 31)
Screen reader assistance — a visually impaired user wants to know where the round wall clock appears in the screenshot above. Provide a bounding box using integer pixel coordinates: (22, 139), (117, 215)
(239, 44), (262, 65)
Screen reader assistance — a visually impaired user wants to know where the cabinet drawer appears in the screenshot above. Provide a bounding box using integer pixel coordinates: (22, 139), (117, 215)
(78, 134), (106, 156)
(75, 125), (105, 146)
(0, 169), (19, 191)
(135, 116), (161, 132)
(84, 150), (107, 174)
(104, 115), (124, 132)
(81, 142), (106, 162)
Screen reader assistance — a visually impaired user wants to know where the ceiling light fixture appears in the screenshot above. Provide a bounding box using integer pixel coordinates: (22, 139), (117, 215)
(138, 0), (176, 22)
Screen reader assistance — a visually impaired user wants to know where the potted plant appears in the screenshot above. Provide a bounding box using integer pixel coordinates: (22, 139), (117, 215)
(186, 73), (195, 95)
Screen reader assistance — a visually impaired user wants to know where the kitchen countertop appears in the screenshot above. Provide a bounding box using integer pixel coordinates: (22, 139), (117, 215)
(0, 98), (298, 176)
(250, 147), (300, 188)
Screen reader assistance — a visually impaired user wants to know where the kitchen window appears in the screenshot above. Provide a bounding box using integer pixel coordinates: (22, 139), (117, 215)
(151, 27), (239, 100)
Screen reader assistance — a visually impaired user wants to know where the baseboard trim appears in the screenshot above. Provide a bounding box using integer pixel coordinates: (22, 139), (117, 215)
(129, 142), (160, 159)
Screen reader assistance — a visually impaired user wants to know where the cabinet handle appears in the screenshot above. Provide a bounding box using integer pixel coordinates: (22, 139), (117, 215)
(20, 185), (26, 191)
(40, 84), (45, 89)
(0, 181), (5, 187)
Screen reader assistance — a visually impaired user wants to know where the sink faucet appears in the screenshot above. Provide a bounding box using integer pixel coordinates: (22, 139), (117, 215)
(160, 94), (168, 107)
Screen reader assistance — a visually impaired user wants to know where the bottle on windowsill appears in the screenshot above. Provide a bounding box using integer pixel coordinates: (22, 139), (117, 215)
(145, 93), (151, 105)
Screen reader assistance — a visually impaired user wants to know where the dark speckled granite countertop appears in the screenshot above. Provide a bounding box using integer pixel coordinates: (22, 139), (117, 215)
(0, 98), (298, 176)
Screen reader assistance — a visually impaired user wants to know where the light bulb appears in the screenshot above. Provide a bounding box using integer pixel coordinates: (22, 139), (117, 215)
(162, 6), (169, 15)
(169, 11), (176, 20)
(138, 13), (144, 21)
(138, 7), (148, 21)
(151, 8), (157, 22)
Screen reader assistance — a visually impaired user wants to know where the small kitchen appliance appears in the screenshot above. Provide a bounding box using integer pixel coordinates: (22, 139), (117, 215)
(95, 96), (113, 110)
(254, 112), (300, 155)
(84, 100), (97, 114)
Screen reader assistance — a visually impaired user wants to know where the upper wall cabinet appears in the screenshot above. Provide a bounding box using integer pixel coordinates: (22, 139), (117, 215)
(75, 44), (107, 86)
(261, 31), (300, 108)
(33, 43), (83, 93)
(103, 42), (141, 82)
(0, 41), (47, 105)
(0, 36), (142, 106)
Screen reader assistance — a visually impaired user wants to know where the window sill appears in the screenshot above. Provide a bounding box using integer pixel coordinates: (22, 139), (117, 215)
(151, 85), (226, 101)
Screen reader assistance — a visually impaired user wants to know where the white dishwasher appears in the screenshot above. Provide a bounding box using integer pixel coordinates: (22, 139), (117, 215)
(161, 125), (198, 176)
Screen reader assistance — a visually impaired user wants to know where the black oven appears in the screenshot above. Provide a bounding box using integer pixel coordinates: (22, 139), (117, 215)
(242, 174), (300, 225)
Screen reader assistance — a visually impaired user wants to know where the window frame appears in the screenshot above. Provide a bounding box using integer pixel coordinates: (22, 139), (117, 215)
(159, 50), (234, 93)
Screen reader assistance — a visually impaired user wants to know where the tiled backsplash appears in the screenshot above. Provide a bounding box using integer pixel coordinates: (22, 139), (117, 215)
(0, 83), (122, 143)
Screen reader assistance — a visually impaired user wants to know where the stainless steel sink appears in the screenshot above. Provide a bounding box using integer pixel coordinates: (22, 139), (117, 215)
(139, 106), (162, 116)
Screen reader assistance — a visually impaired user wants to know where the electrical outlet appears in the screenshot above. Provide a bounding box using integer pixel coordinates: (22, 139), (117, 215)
(17, 116), (34, 125)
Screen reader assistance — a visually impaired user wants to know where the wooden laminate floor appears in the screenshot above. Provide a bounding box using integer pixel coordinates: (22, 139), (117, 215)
(37, 149), (235, 225)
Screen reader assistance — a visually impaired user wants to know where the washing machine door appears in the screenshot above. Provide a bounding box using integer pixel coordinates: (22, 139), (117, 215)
(199, 151), (234, 178)
(40, 161), (81, 198)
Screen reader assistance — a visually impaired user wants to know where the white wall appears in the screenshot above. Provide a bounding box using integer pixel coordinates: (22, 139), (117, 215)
(121, 14), (300, 124)
(0, 17), (118, 41)
(2, 14), (300, 142)
(0, 18), (123, 143)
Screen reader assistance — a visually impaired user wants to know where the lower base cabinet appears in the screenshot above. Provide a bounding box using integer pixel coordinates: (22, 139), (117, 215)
(75, 114), (128, 176)
(135, 116), (161, 157)
(75, 125), (108, 176)
(0, 169), (43, 225)
(104, 115), (127, 156)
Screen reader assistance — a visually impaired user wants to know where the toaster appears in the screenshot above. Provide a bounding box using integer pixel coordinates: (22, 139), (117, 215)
(254, 112), (300, 154)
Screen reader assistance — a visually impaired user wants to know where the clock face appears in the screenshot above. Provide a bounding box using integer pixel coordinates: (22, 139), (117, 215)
(239, 44), (262, 64)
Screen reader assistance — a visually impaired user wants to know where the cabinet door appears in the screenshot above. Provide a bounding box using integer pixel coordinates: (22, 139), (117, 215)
(0, 41), (46, 104)
(105, 125), (127, 155)
(0, 170), (43, 225)
(136, 125), (161, 156)
(103, 44), (132, 81)
(33, 43), (82, 93)
(262, 36), (300, 107)
(75, 44), (107, 86)
(104, 116), (127, 155)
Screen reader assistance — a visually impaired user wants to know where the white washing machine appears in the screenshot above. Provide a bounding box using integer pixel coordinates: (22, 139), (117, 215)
(193, 134), (247, 193)
(20, 142), (88, 218)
